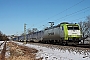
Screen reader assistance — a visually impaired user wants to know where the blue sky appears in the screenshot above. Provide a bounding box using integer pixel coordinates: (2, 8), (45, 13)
(0, 0), (90, 35)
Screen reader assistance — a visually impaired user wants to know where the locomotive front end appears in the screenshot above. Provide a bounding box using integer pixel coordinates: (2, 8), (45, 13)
(66, 24), (82, 44)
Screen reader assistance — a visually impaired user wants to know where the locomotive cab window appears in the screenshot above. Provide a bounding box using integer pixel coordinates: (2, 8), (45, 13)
(67, 26), (79, 30)
(74, 26), (79, 30)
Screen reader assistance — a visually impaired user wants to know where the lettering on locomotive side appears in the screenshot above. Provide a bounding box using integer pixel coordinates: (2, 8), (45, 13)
(48, 32), (54, 35)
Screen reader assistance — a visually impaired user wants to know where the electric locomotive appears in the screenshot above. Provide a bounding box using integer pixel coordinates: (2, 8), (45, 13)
(42, 22), (82, 45)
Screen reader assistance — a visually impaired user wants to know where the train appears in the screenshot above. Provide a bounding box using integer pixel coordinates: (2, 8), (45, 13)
(13, 22), (82, 45)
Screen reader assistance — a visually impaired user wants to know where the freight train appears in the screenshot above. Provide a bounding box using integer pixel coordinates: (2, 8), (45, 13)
(13, 22), (82, 45)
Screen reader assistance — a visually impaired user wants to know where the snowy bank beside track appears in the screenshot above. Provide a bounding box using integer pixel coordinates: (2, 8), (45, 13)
(14, 41), (90, 60)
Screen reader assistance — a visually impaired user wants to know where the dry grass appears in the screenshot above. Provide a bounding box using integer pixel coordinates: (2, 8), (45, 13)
(5, 42), (42, 60)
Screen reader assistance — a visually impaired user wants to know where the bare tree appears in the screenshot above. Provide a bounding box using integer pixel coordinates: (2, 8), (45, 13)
(27, 28), (39, 34)
(0, 31), (9, 41)
(86, 15), (90, 37)
(21, 33), (24, 36)
(32, 28), (38, 32)
(79, 15), (90, 38)
(79, 21), (88, 37)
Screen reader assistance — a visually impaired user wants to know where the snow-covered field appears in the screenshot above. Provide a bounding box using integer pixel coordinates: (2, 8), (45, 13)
(0, 41), (4, 53)
(13, 41), (90, 60)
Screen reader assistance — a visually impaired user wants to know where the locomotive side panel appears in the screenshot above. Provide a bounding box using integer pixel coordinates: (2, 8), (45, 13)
(43, 27), (61, 40)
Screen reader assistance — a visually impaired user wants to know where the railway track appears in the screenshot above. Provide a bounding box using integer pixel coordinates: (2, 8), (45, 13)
(27, 42), (90, 54)
(27, 41), (90, 48)
(0, 41), (7, 60)
(0, 42), (4, 46)
(73, 44), (90, 48)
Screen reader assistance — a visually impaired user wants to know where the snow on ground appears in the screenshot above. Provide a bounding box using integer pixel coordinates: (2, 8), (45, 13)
(0, 41), (10, 58)
(0, 41), (4, 53)
(0, 41), (4, 44)
(12, 41), (90, 60)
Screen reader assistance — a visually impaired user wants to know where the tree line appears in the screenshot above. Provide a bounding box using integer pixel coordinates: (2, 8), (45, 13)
(0, 31), (9, 41)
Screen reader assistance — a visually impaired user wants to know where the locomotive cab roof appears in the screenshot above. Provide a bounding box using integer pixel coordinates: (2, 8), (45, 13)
(44, 22), (78, 30)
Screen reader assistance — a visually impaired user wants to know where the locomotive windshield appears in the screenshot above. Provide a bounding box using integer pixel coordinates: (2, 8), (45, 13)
(67, 26), (79, 30)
